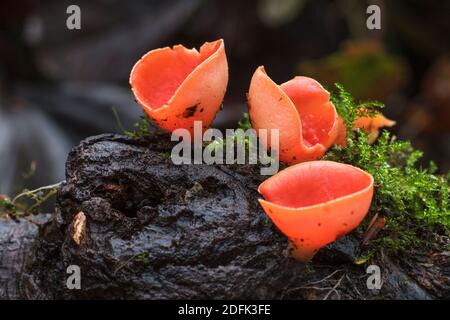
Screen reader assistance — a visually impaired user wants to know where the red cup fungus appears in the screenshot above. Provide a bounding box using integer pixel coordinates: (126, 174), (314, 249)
(258, 161), (374, 262)
(335, 114), (396, 146)
(248, 66), (339, 164)
(130, 39), (228, 134)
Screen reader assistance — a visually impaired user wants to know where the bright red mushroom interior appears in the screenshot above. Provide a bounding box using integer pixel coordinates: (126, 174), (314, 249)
(131, 42), (220, 110)
(260, 162), (372, 208)
(281, 78), (336, 147)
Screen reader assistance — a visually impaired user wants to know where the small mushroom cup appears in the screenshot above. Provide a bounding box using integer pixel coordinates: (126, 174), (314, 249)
(258, 161), (374, 262)
(130, 39), (228, 134)
(248, 66), (339, 164)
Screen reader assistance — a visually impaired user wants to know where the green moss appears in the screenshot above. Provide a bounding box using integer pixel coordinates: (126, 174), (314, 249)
(134, 252), (150, 265)
(0, 197), (17, 217)
(238, 112), (252, 130)
(354, 250), (375, 265)
(324, 84), (449, 254)
(204, 137), (225, 156)
(203, 113), (256, 161)
(125, 114), (155, 139)
(112, 107), (155, 139)
(331, 83), (384, 139)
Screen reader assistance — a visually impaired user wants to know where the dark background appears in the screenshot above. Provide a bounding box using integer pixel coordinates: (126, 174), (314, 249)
(1, 0), (449, 196)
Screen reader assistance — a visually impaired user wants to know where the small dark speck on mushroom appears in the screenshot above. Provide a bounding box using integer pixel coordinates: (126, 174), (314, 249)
(182, 105), (198, 118)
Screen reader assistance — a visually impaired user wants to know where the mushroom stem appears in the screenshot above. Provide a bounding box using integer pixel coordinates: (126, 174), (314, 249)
(289, 242), (317, 262)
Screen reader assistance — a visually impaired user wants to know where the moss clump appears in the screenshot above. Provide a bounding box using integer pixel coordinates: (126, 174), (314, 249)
(0, 197), (17, 217)
(238, 112), (252, 130)
(112, 106), (155, 139)
(331, 83), (384, 139)
(324, 84), (449, 254)
(124, 114), (155, 139)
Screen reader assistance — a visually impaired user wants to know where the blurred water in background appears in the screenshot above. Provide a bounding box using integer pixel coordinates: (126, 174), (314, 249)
(0, 0), (449, 197)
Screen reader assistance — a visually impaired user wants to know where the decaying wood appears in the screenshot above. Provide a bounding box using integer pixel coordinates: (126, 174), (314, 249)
(1, 133), (448, 299)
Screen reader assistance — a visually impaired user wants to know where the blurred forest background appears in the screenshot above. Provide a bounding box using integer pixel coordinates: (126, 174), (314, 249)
(0, 0), (449, 198)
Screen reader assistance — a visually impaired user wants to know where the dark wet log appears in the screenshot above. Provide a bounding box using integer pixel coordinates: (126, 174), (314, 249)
(21, 133), (307, 299)
(0, 215), (51, 299)
(1, 133), (448, 299)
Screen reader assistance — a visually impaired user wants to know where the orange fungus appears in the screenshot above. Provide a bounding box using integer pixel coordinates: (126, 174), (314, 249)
(258, 161), (374, 262)
(248, 66), (339, 164)
(130, 39), (228, 134)
(335, 114), (395, 146)
(355, 114), (396, 144)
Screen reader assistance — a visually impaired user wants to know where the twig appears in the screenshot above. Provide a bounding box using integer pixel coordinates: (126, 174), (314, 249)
(281, 269), (345, 299)
(306, 269), (343, 286)
(323, 274), (345, 300)
(346, 273), (364, 299)
(113, 253), (142, 275)
(12, 182), (63, 204)
(24, 187), (58, 214)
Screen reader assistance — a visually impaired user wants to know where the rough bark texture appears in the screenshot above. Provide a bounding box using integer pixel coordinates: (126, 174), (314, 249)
(0, 214), (51, 299)
(1, 133), (449, 299)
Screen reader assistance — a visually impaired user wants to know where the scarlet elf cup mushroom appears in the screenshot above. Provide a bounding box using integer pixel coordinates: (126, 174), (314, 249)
(248, 66), (339, 164)
(258, 161), (374, 262)
(130, 39), (228, 134)
(335, 114), (396, 146)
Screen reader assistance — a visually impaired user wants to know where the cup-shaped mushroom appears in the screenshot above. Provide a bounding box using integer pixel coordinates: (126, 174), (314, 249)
(248, 66), (339, 164)
(130, 39), (228, 134)
(258, 161), (374, 262)
(335, 114), (396, 146)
